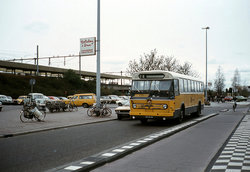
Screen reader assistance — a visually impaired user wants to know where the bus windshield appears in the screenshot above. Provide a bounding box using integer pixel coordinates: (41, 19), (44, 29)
(132, 80), (172, 91)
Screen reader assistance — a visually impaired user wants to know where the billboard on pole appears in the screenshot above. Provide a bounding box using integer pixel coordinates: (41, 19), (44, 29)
(80, 37), (96, 56)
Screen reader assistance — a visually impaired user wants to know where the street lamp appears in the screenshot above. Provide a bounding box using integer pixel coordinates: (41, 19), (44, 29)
(202, 26), (209, 102)
(96, 0), (101, 110)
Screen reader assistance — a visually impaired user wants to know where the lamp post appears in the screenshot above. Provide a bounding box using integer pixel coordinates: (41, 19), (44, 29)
(202, 26), (209, 101)
(96, 0), (101, 110)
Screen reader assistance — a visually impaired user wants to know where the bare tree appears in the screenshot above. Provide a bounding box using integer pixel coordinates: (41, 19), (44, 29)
(214, 66), (225, 96)
(126, 49), (198, 77)
(231, 68), (241, 95)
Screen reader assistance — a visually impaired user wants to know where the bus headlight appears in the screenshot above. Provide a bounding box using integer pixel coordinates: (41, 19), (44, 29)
(163, 104), (168, 109)
(133, 104), (137, 109)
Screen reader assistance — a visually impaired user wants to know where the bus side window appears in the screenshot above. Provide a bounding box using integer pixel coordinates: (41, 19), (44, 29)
(184, 79), (188, 92)
(201, 82), (204, 92)
(174, 79), (179, 96)
(191, 81), (195, 92)
(196, 82), (199, 92)
(187, 80), (191, 92)
(179, 79), (184, 93)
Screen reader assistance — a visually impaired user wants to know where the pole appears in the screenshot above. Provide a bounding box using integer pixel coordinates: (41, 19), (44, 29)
(205, 29), (208, 101)
(79, 52), (81, 77)
(121, 71), (123, 85)
(36, 45), (39, 76)
(202, 27), (209, 101)
(96, 0), (101, 109)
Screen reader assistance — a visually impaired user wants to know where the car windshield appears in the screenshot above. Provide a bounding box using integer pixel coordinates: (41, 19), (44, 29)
(34, 95), (43, 99)
(124, 101), (130, 106)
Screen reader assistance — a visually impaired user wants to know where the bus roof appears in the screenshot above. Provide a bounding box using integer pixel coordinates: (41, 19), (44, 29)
(132, 70), (202, 82)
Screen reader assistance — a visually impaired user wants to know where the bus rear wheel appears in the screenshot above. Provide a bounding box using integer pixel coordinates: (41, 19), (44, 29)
(192, 104), (201, 117)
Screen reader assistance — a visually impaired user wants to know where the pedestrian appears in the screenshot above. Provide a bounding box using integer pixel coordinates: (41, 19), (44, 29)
(233, 101), (237, 112)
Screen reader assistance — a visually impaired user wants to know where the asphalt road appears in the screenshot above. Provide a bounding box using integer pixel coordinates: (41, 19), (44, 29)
(0, 102), (239, 172)
(93, 108), (246, 172)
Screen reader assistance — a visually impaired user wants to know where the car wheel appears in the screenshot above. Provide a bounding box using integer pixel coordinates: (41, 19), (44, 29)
(117, 115), (122, 120)
(82, 103), (88, 108)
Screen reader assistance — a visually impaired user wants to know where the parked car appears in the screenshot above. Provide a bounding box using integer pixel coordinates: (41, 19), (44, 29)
(0, 101), (2, 111)
(115, 101), (130, 120)
(48, 96), (60, 100)
(0, 95), (8, 104)
(235, 96), (247, 102)
(67, 95), (74, 99)
(116, 99), (129, 106)
(6, 96), (13, 104)
(108, 95), (122, 104)
(26, 93), (47, 111)
(15, 95), (27, 105)
(73, 93), (96, 108)
(224, 96), (233, 101)
(100, 96), (112, 104)
(58, 97), (70, 104)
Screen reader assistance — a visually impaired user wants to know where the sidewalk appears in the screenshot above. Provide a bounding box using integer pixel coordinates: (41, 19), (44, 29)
(0, 107), (117, 138)
(210, 115), (250, 171)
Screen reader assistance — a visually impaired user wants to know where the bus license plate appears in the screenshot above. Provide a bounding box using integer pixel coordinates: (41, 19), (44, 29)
(145, 116), (153, 119)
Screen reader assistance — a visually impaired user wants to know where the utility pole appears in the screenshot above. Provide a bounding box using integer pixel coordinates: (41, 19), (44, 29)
(96, 0), (101, 110)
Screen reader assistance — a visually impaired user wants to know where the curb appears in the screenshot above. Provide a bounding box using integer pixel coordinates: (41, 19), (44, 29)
(0, 118), (117, 138)
(47, 113), (218, 172)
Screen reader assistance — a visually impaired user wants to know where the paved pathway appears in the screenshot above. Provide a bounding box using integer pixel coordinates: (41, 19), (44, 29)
(210, 115), (250, 172)
(0, 106), (117, 137)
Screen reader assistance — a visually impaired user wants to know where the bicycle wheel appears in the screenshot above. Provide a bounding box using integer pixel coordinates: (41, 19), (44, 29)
(38, 111), (46, 121)
(34, 111), (46, 121)
(87, 108), (95, 117)
(20, 111), (29, 122)
(101, 108), (112, 117)
(68, 104), (73, 112)
(74, 105), (78, 112)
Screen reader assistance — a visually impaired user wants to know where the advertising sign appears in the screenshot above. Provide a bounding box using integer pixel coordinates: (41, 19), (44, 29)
(80, 37), (96, 56)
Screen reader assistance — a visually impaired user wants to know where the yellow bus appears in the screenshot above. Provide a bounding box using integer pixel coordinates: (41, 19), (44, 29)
(129, 70), (204, 123)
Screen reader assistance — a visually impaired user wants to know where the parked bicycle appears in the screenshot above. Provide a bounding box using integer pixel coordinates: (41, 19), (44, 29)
(87, 103), (112, 117)
(20, 98), (46, 122)
(67, 99), (78, 112)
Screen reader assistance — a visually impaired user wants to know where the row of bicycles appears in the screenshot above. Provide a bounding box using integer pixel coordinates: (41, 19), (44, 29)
(20, 97), (111, 122)
(87, 103), (112, 117)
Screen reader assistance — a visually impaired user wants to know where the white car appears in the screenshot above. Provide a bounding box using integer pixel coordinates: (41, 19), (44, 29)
(108, 95), (121, 104)
(6, 96), (13, 104)
(26, 93), (47, 111)
(0, 101), (2, 111)
(0, 95), (8, 104)
(115, 101), (130, 120)
(116, 99), (129, 106)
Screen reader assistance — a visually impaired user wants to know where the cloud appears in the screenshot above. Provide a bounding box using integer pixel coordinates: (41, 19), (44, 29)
(24, 21), (49, 34)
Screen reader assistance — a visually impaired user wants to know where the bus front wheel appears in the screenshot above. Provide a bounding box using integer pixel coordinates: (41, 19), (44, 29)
(177, 110), (184, 123)
(140, 119), (148, 124)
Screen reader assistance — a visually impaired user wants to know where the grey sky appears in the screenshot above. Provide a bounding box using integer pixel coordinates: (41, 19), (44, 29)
(0, 0), (249, 88)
